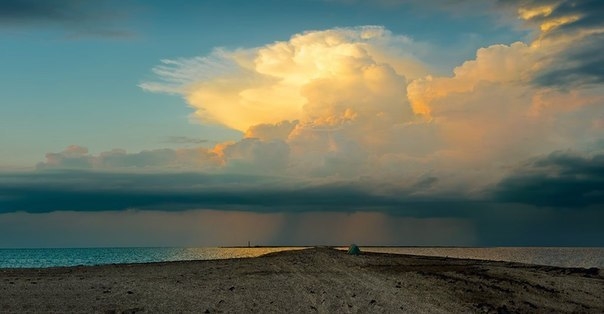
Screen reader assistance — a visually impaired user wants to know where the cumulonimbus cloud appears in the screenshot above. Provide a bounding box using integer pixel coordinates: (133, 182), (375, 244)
(139, 19), (603, 189)
(141, 26), (427, 132)
(5, 1), (604, 247)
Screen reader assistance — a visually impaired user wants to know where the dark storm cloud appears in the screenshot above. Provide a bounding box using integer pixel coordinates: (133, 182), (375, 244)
(507, 0), (604, 35)
(471, 203), (604, 246)
(493, 151), (604, 207)
(0, 0), (132, 38)
(0, 170), (475, 216)
(533, 32), (604, 88)
(498, 0), (604, 87)
(0, 0), (86, 23)
(2, 158), (604, 246)
(6, 152), (604, 215)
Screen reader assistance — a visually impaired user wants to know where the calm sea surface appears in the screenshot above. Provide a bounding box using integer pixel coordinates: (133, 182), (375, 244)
(356, 247), (604, 269)
(0, 247), (602, 269)
(0, 247), (305, 268)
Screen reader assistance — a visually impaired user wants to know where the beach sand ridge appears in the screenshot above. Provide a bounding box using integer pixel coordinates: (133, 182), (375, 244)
(1, 247), (602, 313)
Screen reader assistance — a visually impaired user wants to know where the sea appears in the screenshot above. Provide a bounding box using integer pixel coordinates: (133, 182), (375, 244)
(358, 247), (604, 269)
(0, 247), (602, 269)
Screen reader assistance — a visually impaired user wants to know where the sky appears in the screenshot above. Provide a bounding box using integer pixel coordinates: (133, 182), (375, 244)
(1, 0), (603, 247)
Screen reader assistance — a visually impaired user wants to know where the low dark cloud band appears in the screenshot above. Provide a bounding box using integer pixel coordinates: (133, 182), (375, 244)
(493, 151), (604, 207)
(0, 170), (477, 216)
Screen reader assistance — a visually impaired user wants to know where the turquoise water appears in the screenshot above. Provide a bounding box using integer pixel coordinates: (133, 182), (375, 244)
(0, 247), (305, 268)
(0, 247), (602, 269)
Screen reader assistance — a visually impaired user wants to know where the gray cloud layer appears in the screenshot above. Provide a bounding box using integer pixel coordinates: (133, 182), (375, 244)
(4, 150), (604, 214)
(0, 170), (472, 217)
(499, 0), (604, 88)
(533, 33), (604, 88)
(0, 0), (90, 23)
(0, 0), (132, 38)
(2, 165), (603, 246)
(493, 151), (604, 207)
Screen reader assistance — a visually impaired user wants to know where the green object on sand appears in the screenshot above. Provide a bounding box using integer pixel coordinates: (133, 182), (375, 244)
(347, 244), (361, 255)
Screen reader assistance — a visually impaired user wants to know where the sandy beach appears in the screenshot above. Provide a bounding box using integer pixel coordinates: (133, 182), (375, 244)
(1, 247), (602, 313)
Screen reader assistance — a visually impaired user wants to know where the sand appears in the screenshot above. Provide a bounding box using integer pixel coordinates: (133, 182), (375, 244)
(1, 247), (602, 313)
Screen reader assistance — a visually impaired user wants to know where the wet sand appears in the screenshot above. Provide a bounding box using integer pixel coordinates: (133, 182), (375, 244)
(1, 247), (602, 313)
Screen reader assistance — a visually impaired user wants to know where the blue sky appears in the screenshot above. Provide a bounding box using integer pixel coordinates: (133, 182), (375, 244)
(1, 0), (603, 247)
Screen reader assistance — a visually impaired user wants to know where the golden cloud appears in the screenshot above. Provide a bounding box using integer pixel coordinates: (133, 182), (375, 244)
(139, 21), (604, 187)
(142, 26), (426, 132)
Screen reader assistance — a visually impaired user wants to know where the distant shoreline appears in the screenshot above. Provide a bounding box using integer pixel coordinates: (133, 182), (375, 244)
(2, 246), (603, 269)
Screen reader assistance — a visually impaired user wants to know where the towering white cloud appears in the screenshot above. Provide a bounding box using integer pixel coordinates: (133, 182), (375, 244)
(141, 26), (426, 132)
(141, 26), (439, 179)
(404, 0), (604, 174)
(11, 1), (604, 248)
(133, 10), (603, 189)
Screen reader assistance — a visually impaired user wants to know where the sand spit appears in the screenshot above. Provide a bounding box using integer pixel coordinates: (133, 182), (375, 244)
(1, 247), (602, 313)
